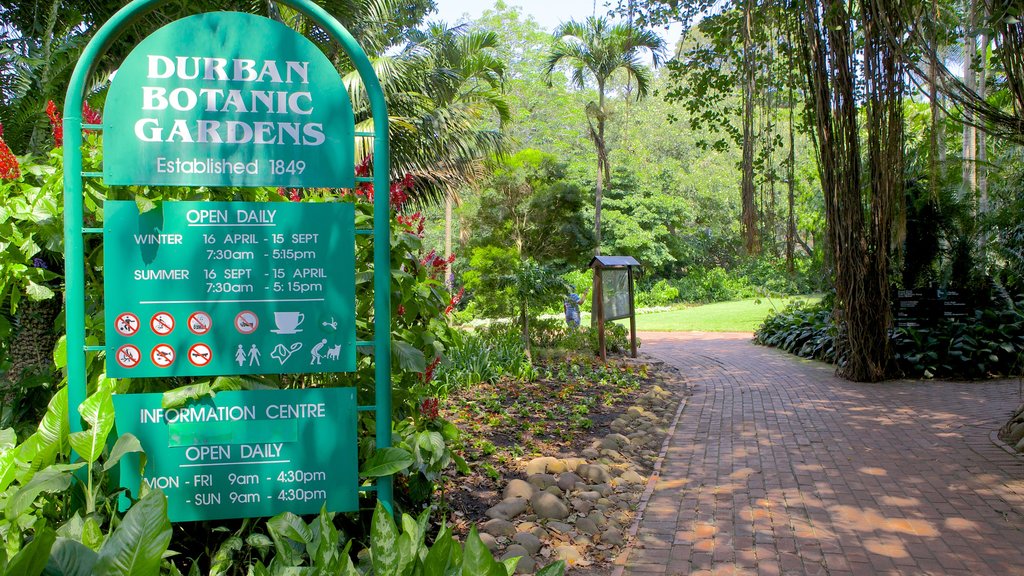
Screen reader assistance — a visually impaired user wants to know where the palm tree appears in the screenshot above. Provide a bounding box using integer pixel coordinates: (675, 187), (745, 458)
(544, 17), (665, 255)
(345, 22), (509, 205)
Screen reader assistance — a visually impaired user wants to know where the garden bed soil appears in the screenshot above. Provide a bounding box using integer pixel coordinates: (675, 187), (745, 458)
(440, 356), (687, 574)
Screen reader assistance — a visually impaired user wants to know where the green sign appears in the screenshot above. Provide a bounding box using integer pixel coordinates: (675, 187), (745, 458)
(112, 388), (359, 522)
(103, 200), (356, 378)
(103, 12), (354, 188)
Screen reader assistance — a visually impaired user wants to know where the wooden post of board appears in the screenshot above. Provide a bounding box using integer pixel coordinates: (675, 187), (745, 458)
(627, 265), (637, 358)
(595, 268), (606, 362)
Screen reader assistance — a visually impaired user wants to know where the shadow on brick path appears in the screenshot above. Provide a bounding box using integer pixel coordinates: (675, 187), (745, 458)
(617, 332), (1024, 576)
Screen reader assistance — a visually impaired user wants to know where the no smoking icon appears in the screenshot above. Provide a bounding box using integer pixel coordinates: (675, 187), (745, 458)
(151, 344), (175, 368)
(188, 343), (212, 367)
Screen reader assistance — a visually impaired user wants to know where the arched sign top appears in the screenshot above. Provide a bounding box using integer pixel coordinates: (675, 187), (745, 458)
(103, 12), (355, 188)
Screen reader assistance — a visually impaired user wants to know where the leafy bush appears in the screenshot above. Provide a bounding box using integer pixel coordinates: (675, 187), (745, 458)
(756, 298), (1024, 379)
(754, 300), (837, 362)
(675, 266), (755, 303)
(636, 278), (680, 308)
(430, 328), (531, 396)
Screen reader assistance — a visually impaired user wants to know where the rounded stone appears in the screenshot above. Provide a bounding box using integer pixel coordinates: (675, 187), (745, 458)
(486, 498), (528, 521)
(504, 478), (535, 500)
(557, 472), (581, 492)
(576, 517), (599, 535)
(554, 545), (583, 564)
(577, 464), (612, 484)
(601, 527), (624, 546)
(620, 469), (645, 484)
(479, 532), (498, 551)
(531, 492), (570, 520)
(525, 456), (557, 475)
(501, 544), (532, 566)
(547, 459), (568, 474)
(528, 473), (557, 489)
(482, 518), (516, 538)
(513, 532), (543, 555)
(546, 521), (573, 534)
(571, 498), (594, 514)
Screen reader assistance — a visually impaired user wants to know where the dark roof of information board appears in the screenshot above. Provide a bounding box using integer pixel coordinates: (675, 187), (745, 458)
(589, 256), (641, 268)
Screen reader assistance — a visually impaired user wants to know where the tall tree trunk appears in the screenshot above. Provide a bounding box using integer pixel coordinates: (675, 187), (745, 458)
(594, 84), (607, 256)
(928, 0), (940, 200)
(963, 0), (977, 196)
(741, 0), (760, 255)
(444, 196), (454, 289)
(786, 76), (797, 274)
(800, 0), (898, 382)
(978, 20), (989, 224)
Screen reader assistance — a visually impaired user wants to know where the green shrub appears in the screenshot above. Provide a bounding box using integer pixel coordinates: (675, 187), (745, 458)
(636, 278), (680, 307)
(754, 300), (837, 362)
(675, 267), (755, 303)
(756, 297), (1024, 379)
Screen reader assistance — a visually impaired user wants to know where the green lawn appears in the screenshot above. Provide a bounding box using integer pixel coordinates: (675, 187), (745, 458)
(611, 296), (820, 332)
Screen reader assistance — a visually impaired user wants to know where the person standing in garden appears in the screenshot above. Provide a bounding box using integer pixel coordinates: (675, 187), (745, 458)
(564, 288), (585, 328)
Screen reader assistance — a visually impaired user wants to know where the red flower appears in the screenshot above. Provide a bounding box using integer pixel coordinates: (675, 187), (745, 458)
(419, 397), (439, 419)
(0, 126), (19, 180)
(46, 101), (63, 147)
(289, 189), (301, 202)
(444, 287), (466, 315)
(390, 173), (415, 211)
(421, 356), (442, 384)
(82, 102), (102, 126)
(397, 304), (406, 316)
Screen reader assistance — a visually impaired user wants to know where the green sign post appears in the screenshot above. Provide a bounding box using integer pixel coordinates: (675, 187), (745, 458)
(104, 201), (356, 377)
(64, 0), (394, 520)
(112, 389), (358, 522)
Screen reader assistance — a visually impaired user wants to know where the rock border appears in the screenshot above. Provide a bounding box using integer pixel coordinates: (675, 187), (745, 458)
(474, 358), (688, 574)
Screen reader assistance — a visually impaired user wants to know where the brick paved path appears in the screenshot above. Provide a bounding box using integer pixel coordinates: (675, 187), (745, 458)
(620, 332), (1024, 576)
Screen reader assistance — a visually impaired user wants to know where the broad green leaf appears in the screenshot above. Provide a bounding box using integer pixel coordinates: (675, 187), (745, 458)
(70, 387), (114, 463)
(53, 336), (67, 369)
(102, 434), (144, 472)
(370, 501), (400, 576)
(25, 281), (54, 301)
(423, 525), (452, 576)
(392, 340), (426, 373)
(134, 195), (156, 215)
(6, 467), (74, 520)
(308, 506), (338, 568)
(208, 536), (241, 576)
(93, 490), (172, 576)
(160, 382), (213, 410)
(461, 527), (505, 576)
(81, 517), (104, 551)
(0, 429), (15, 452)
(501, 557), (520, 575)
(534, 560), (566, 576)
(37, 388), (69, 459)
(5, 526), (55, 576)
(360, 447), (414, 478)
(42, 537), (97, 576)
(266, 512), (310, 567)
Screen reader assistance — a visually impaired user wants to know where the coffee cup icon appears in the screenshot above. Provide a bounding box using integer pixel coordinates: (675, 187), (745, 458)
(272, 311), (305, 334)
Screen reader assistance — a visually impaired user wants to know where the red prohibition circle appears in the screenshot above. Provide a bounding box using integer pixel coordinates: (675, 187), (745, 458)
(234, 310), (258, 334)
(150, 312), (175, 335)
(188, 311), (212, 335)
(115, 312), (140, 337)
(151, 344), (175, 367)
(187, 343), (212, 367)
(115, 344), (141, 369)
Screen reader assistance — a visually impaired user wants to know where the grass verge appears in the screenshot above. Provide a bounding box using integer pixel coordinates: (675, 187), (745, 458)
(614, 295), (821, 332)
